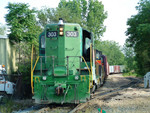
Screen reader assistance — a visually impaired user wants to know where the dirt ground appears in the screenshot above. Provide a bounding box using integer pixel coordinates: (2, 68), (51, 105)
(76, 74), (150, 113)
(10, 74), (150, 113)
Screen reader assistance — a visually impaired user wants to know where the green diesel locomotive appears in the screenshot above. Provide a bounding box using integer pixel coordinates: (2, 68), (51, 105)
(31, 18), (109, 104)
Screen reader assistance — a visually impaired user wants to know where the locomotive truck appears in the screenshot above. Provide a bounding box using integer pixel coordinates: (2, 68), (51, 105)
(31, 18), (109, 104)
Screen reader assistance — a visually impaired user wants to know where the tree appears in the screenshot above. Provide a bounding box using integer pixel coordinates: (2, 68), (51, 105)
(37, 7), (74, 28)
(126, 0), (150, 75)
(87, 0), (107, 39)
(123, 42), (137, 72)
(5, 3), (42, 97)
(37, 0), (107, 40)
(95, 40), (125, 65)
(0, 23), (6, 35)
(5, 3), (42, 44)
(5, 3), (41, 76)
(5, 2), (42, 66)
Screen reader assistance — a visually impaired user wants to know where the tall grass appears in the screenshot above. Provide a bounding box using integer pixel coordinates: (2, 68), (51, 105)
(0, 98), (32, 113)
(123, 72), (142, 77)
(0, 99), (14, 113)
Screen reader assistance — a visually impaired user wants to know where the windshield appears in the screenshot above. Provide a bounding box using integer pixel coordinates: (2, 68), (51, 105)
(41, 36), (45, 48)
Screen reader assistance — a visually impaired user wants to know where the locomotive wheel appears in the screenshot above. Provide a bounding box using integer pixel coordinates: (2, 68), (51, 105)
(90, 84), (96, 94)
(100, 78), (104, 86)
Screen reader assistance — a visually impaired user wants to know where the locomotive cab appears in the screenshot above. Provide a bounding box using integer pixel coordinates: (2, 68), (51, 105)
(82, 29), (92, 62)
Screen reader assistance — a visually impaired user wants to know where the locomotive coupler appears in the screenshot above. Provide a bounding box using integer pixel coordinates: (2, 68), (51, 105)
(55, 83), (66, 95)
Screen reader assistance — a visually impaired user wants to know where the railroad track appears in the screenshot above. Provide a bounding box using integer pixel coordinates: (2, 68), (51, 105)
(14, 103), (77, 113)
(69, 77), (143, 113)
(15, 77), (143, 113)
(12, 104), (46, 113)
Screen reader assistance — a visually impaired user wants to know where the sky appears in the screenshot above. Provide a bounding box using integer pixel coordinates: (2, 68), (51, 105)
(101, 0), (139, 46)
(0, 0), (139, 46)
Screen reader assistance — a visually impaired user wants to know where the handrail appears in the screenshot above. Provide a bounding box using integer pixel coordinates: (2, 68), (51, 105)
(31, 54), (93, 94)
(31, 55), (40, 94)
(81, 56), (91, 73)
(32, 56), (40, 72)
(81, 56), (91, 94)
(31, 55), (55, 94)
(31, 44), (34, 94)
(90, 43), (93, 88)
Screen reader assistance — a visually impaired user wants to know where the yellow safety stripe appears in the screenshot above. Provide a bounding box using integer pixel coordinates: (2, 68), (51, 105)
(31, 44), (34, 94)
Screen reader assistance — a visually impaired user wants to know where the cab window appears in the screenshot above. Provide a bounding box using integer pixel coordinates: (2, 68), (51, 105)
(41, 36), (45, 48)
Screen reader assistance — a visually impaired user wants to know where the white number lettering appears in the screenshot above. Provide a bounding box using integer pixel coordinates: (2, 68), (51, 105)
(47, 32), (57, 37)
(66, 31), (78, 37)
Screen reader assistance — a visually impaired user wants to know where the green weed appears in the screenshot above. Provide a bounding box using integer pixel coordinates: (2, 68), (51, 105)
(123, 72), (142, 77)
(0, 99), (33, 113)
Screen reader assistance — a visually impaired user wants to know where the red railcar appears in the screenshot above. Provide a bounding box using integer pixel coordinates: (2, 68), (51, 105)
(95, 50), (109, 85)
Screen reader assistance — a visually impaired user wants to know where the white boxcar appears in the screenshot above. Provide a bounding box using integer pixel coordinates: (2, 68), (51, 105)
(109, 66), (114, 73)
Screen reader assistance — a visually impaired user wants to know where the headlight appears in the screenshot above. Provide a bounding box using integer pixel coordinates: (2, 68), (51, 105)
(43, 76), (47, 80)
(59, 27), (63, 31)
(59, 26), (64, 36)
(75, 75), (79, 80)
(59, 31), (63, 36)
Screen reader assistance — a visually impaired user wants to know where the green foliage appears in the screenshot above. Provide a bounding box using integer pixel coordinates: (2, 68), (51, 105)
(123, 42), (137, 72)
(13, 42), (37, 86)
(5, 3), (42, 43)
(122, 72), (138, 77)
(0, 99), (33, 113)
(0, 99), (14, 113)
(95, 40), (125, 65)
(126, 0), (150, 75)
(37, 0), (107, 40)
(87, 0), (107, 40)
(5, 2), (40, 68)
(0, 23), (6, 35)
(5, 3), (41, 95)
